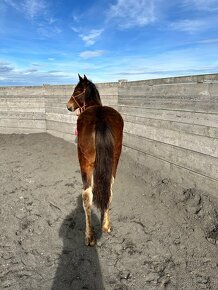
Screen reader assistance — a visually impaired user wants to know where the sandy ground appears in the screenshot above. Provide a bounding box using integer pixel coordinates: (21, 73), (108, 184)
(0, 133), (218, 290)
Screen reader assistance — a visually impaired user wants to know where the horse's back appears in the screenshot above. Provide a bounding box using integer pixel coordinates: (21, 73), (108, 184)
(77, 105), (123, 137)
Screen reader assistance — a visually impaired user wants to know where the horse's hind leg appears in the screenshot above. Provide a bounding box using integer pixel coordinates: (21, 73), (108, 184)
(102, 208), (111, 233)
(102, 177), (114, 233)
(102, 147), (121, 233)
(79, 149), (95, 246)
(102, 142), (122, 233)
(83, 184), (95, 246)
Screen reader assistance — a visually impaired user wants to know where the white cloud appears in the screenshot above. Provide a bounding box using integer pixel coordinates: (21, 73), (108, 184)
(72, 14), (79, 23)
(48, 17), (57, 25)
(0, 62), (13, 73)
(0, 60), (75, 85)
(37, 25), (62, 38)
(107, 0), (156, 28)
(169, 19), (207, 33)
(4, 0), (47, 20)
(108, 49), (218, 81)
(22, 0), (46, 19)
(183, 0), (218, 11)
(79, 50), (105, 59)
(197, 38), (218, 44)
(79, 29), (104, 46)
(71, 26), (80, 33)
(23, 68), (38, 74)
(4, 0), (19, 10)
(4, 0), (63, 38)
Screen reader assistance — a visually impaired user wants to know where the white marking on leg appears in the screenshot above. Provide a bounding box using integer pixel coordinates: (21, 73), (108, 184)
(83, 186), (95, 245)
(83, 186), (93, 204)
(110, 176), (114, 204)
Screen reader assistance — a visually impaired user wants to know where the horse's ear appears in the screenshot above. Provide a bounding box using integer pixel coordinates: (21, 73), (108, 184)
(84, 74), (88, 82)
(78, 74), (83, 82)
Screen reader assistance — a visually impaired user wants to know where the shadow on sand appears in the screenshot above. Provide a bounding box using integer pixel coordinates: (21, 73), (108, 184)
(51, 195), (104, 290)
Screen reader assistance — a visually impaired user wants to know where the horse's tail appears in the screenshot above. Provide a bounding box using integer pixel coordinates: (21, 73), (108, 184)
(93, 121), (114, 211)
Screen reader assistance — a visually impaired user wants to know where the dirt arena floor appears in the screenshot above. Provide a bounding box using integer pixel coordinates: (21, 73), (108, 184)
(0, 133), (218, 290)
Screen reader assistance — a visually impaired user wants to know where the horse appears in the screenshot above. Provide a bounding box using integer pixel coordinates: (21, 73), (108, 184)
(67, 74), (123, 246)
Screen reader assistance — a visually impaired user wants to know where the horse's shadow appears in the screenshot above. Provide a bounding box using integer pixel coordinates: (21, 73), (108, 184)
(51, 195), (104, 290)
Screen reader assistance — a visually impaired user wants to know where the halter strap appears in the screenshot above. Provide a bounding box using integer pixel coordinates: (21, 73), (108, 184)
(72, 89), (86, 113)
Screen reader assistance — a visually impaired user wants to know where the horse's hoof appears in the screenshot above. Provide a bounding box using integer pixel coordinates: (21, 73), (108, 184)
(102, 225), (112, 233)
(85, 236), (96, 246)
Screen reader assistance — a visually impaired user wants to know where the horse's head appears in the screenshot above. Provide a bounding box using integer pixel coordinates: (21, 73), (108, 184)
(67, 74), (102, 113)
(67, 74), (89, 113)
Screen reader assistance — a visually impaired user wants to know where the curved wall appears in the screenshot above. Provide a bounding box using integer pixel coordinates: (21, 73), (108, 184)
(0, 74), (217, 196)
(119, 74), (218, 196)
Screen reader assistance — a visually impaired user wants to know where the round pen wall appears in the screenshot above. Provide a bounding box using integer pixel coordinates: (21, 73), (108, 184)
(0, 74), (217, 196)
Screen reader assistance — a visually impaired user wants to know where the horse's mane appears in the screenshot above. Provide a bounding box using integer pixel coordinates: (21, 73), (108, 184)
(85, 80), (102, 105)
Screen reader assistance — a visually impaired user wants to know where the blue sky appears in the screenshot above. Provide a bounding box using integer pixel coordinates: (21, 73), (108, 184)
(0, 0), (218, 85)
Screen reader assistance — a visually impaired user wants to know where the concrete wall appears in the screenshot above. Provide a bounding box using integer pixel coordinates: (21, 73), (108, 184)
(44, 85), (77, 143)
(119, 74), (218, 196)
(0, 86), (46, 134)
(0, 74), (217, 196)
(0, 83), (118, 142)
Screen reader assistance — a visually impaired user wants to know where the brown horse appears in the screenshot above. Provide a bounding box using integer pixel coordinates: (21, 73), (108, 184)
(67, 74), (123, 246)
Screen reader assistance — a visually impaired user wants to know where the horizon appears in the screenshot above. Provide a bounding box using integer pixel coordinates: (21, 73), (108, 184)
(0, 72), (218, 88)
(0, 0), (218, 86)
